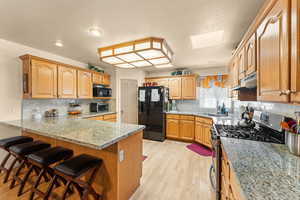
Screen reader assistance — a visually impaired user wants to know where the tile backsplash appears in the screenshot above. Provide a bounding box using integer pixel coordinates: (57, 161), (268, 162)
(233, 101), (300, 118)
(22, 99), (116, 119)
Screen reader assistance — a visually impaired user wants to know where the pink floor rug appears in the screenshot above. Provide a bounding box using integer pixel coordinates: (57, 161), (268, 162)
(186, 143), (213, 157)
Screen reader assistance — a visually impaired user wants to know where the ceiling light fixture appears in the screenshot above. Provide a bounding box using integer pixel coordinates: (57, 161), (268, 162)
(88, 27), (103, 37)
(190, 30), (224, 49)
(98, 37), (174, 68)
(55, 40), (63, 47)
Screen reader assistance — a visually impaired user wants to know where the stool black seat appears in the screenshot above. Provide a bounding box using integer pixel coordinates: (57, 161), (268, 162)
(44, 154), (102, 200)
(13, 146), (73, 196)
(0, 136), (33, 183)
(4, 141), (50, 184)
(9, 140), (50, 157)
(0, 136), (33, 149)
(54, 154), (102, 178)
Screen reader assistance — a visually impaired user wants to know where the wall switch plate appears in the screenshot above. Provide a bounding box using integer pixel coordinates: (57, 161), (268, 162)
(119, 150), (124, 162)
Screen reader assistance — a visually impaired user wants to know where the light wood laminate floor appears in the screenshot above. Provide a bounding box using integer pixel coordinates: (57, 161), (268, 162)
(131, 139), (214, 200)
(0, 139), (214, 200)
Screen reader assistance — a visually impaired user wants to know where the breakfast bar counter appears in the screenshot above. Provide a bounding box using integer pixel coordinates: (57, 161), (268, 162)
(1, 117), (145, 200)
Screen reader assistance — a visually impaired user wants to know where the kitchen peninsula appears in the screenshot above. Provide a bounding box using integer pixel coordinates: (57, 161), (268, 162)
(2, 117), (145, 200)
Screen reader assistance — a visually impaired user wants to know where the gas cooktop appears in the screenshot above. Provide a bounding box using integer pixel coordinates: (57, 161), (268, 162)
(214, 124), (285, 144)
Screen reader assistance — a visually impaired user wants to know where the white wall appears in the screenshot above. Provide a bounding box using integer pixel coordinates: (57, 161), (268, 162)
(115, 68), (146, 122)
(146, 66), (228, 77)
(0, 38), (88, 121)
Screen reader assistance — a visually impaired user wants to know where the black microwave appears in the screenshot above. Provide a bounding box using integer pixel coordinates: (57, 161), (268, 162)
(90, 103), (109, 113)
(93, 85), (112, 97)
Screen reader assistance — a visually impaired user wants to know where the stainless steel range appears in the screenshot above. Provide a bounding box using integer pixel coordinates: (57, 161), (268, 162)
(209, 111), (286, 200)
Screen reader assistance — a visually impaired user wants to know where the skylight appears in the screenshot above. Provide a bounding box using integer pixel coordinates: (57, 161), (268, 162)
(190, 30), (224, 49)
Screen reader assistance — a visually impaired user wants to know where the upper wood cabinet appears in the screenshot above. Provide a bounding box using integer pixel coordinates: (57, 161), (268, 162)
(237, 50), (245, 80)
(93, 72), (103, 84)
(77, 70), (93, 99)
(182, 76), (196, 99)
(230, 58), (239, 89)
(20, 56), (58, 99)
(58, 65), (77, 98)
(103, 74), (111, 85)
(257, 0), (290, 102)
(145, 75), (197, 100)
(168, 77), (182, 99)
(245, 33), (257, 75)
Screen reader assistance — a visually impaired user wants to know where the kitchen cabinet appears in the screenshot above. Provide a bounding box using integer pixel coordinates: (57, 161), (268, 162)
(181, 76), (196, 99)
(194, 117), (212, 148)
(77, 70), (92, 99)
(179, 115), (195, 141)
(103, 74), (111, 85)
(93, 72), (103, 84)
(168, 77), (182, 99)
(166, 118), (180, 139)
(237, 49), (245, 80)
(229, 57), (239, 89)
(245, 33), (257, 75)
(145, 75), (197, 100)
(256, 0), (290, 102)
(221, 146), (245, 200)
(22, 58), (58, 99)
(88, 113), (117, 122)
(58, 65), (77, 98)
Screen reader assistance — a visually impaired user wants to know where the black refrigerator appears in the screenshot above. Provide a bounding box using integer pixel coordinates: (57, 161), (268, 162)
(138, 86), (169, 142)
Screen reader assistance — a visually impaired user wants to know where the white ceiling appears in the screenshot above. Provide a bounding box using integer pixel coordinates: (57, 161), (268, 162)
(0, 0), (266, 72)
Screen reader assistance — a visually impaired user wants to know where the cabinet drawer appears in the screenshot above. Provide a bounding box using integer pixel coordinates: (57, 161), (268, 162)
(166, 114), (180, 120)
(103, 114), (117, 120)
(195, 117), (213, 124)
(179, 115), (194, 121)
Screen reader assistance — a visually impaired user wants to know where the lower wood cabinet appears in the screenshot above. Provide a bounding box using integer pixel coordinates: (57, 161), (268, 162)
(179, 119), (195, 141)
(88, 114), (117, 122)
(166, 118), (180, 139)
(221, 146), (244, 200)
(166, 114), (212, 145)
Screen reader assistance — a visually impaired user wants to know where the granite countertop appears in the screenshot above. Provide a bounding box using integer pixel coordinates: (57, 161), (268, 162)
(1, 115), (144, 150)
(221, 137), (300, 200)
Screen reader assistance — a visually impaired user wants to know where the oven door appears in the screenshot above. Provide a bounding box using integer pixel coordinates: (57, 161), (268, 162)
(209, 126), (221, 200)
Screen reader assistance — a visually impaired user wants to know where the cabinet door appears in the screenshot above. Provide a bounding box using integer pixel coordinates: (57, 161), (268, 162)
(157, 78), (169, 88)
(257, 0), (290, 102)
(103, 74), (111, 85)
(179, 120), (194, 141)
(195, 122), (203, 144)
(181, 76), (196, 99)
(245, 33), (257, 75)
(31, 59), (57, 98)
(166, 119), (180, 139)
(58, 65), (77, 98)
(93, 73), (103, 84)
(230, 58), (239, 88)
(203, 124), (212, 148)
(237, 49), (245, 80)
(77, 70), (92, 99)
(169, 77), (182, 99)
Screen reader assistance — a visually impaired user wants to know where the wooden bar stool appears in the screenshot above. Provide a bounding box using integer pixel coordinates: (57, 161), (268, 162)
(17, 146), (73, 197)
(0, 136), (33, 183)
(12, 146), (73, 197)
(43, 154), (102, 200)
(8, 140), (50, 185)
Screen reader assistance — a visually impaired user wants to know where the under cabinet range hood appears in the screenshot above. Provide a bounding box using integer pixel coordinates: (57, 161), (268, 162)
(233, 72), (257, 90)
